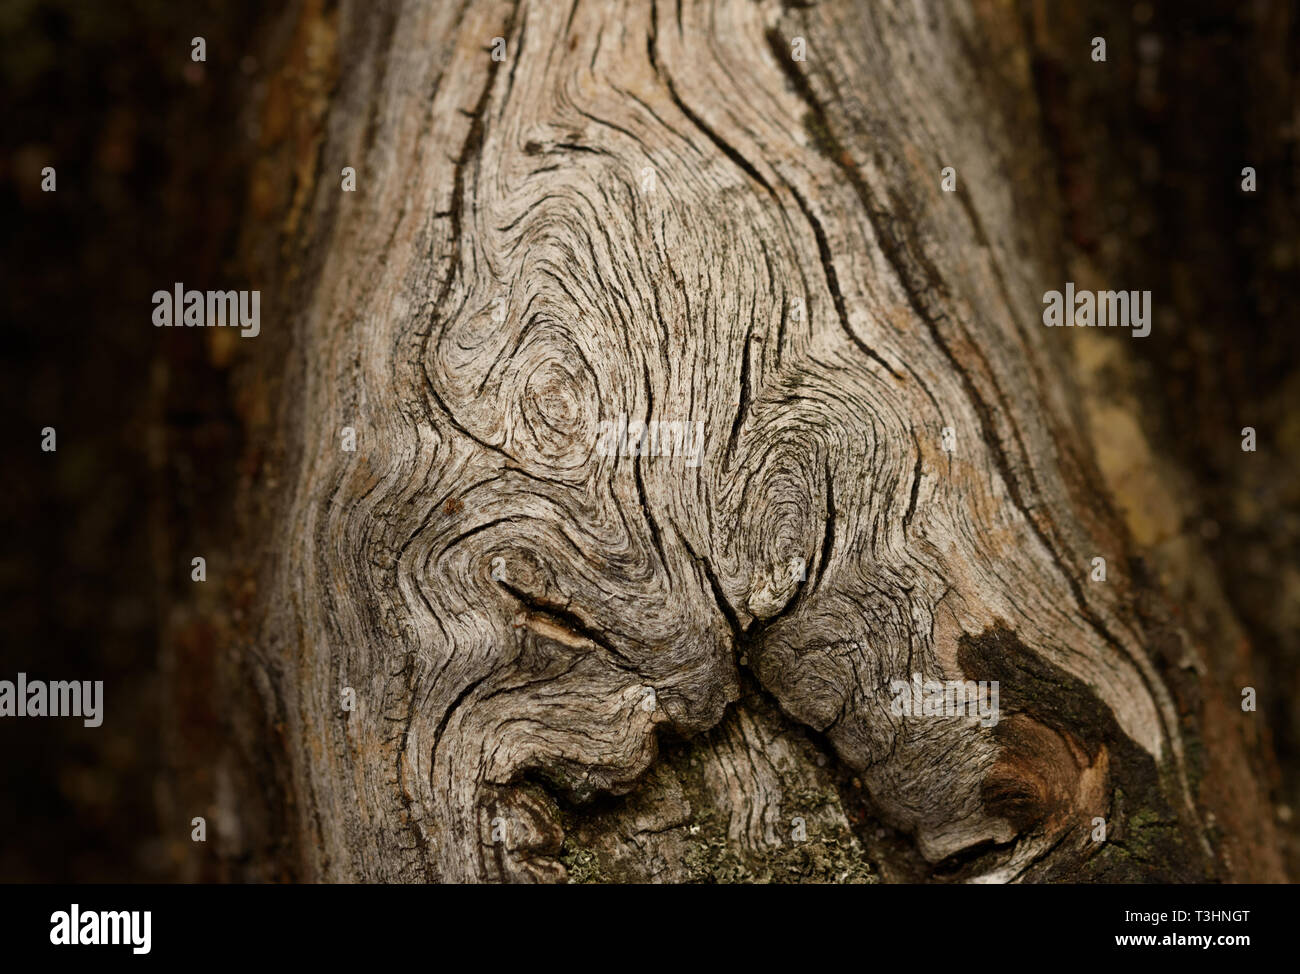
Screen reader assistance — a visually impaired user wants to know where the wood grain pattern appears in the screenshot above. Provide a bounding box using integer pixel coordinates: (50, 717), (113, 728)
(208, 0), (1283, 882)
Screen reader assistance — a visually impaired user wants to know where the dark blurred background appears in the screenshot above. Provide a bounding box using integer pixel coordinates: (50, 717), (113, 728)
(1, 0), (260, 881)
(1, 0), (1296, 881)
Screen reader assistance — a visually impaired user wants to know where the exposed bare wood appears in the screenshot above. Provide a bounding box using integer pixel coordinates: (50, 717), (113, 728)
(192, 0), (1285, 882)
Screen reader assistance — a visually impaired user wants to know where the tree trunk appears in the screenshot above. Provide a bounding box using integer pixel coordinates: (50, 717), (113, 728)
(167, 0), (1286, 883)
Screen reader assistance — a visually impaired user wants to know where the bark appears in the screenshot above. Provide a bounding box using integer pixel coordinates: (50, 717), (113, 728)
(168, 0), (1286, 883)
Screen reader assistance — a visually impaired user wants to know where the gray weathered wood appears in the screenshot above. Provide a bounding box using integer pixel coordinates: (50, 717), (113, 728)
(185, 0), (1285, 882)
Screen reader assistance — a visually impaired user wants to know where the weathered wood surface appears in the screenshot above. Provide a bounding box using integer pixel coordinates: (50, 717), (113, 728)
(198, 0), (1285, 882)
